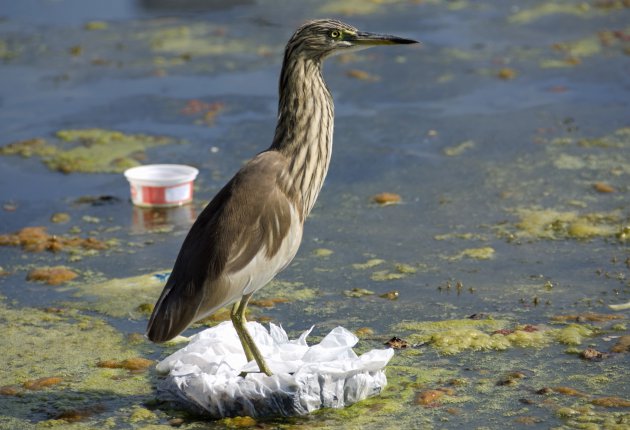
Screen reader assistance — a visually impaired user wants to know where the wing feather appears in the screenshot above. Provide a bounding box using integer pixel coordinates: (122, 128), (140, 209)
(146, 151), (298, 342)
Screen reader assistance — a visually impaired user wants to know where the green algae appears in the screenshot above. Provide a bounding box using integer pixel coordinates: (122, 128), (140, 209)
(487, 126), (630, 242)
(0, 298), (153, 429)
(370, 270), (405, 281)
(0, 39), (19, 60)
(394, 318), (507, 354)
(539, 35), (602, 69)
(395, 263), (417, 274)
(129, 407), (158, 423)
(69, 272), (167, 319)
(550, 128), (630, 151)
(434, 232), (489, 241)
(394, 318), (507, 333)
(0, 129), (179, 174)
(352, 258), (385, 270)
(509, 2), (595, 24)
(448, 246), (496, 261)
(305, 361), (457, 429)
(369, 262), (417, 281)
(319, 0), (402, 16)
(514, 208), (621, 240)
(392, 319), (599, 354)
(540, 28), (630, 68)
(546, 128), (630, 175)
(553, 153), (586, 169)
(428, 328), (513, 354)
(442, 47), (476, 61)
(0, 5), (628, 430)
(141, 23), (273, 62)
(84, 21), (108, 31)
(257, 279), (318, 302)
(553, 324), (596, 345)
(344, 288), (375, 298)
(443, 140), (475, 157)
(312, 248), (334, 257)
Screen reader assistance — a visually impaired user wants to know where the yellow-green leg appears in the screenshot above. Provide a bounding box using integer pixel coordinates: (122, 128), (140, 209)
(230, 293), (273, 376)
(231, 300), (254, 362)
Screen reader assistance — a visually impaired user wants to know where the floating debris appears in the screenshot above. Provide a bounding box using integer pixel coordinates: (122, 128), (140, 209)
(385, 337), (409, 349)
(84, 21), (108, 31)
(50, 212), (71, 223)
(355, 327), (374, 337)
(590, 397), (630, 408)
(371, 193), (401, 206)
(415, 389), (446, 406)
(96, 357), (154, 372)
(593, 182), (615, 193)
(23, 376), (63, 390)
(26, 266), (78, 285)
(344, 288), (375, 298)
(0, 386), (20, 396)
(346, 69), (380, 82)
(0, 226), (109, 253)
(580, 347), (607, 361)
(53, 404), (106, 422)
(249, 297), (290, 308)
(608, 302), (630, 311)
(443, 140), (475, 156)
(181, 100), (226, 126)
(611, 336), (630, 353)
(497, 68), (517, 80)
(550, 386), (588, 397)
(379, 290), (399, 300)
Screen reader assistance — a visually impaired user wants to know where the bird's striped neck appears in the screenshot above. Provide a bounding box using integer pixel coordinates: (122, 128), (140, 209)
(270, 54), (334, 219)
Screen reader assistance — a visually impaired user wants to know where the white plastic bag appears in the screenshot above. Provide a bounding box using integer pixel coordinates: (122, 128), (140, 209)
(156, 321), (394, 418)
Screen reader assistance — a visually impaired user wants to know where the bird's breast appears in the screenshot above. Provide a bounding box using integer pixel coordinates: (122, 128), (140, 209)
(228, 202), (303, 296)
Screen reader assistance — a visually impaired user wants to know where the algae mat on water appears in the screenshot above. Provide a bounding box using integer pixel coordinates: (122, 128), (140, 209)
(0, 129), (181, 173)
(0, 297), (155, 429)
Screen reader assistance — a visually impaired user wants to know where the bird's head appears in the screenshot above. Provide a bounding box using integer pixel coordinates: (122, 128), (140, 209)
(287, 19), (418, 61)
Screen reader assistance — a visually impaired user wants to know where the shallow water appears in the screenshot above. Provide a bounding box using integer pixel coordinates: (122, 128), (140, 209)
(0, 0), (629, 429)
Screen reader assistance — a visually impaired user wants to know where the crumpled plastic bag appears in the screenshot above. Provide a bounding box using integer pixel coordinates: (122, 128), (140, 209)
(156, 321), (394, 418)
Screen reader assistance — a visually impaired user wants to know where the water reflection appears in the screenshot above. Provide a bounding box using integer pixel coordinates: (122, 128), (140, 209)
(131, 204), (196, 233)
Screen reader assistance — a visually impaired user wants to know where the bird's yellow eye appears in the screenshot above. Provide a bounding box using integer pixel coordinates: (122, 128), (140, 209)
(330, 30), (341, 39)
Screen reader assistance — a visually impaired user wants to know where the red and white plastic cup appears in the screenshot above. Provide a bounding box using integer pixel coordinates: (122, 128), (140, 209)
(124, 164), (199, 207)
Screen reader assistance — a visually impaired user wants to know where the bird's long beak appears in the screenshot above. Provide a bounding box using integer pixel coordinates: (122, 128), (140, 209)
(351, 31), (419, 46)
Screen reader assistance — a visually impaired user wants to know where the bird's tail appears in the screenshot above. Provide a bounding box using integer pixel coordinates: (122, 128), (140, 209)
(146, 280), (200, 342)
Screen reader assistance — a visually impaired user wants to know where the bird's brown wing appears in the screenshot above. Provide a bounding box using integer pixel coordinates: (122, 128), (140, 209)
(146, 151), (299, 342)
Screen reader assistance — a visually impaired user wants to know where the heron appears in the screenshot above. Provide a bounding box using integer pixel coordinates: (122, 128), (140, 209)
(147, 19), (417, 376)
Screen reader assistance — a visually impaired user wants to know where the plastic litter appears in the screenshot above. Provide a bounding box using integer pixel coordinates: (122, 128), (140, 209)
(156, 321), (394, 418)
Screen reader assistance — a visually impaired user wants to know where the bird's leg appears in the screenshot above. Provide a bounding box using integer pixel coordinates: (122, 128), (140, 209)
(231, 300), (254, 363)
(232, 293), (273, 377)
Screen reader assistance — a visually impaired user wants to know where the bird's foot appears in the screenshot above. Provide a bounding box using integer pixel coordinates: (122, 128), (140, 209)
(239, 370), (274, 378)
